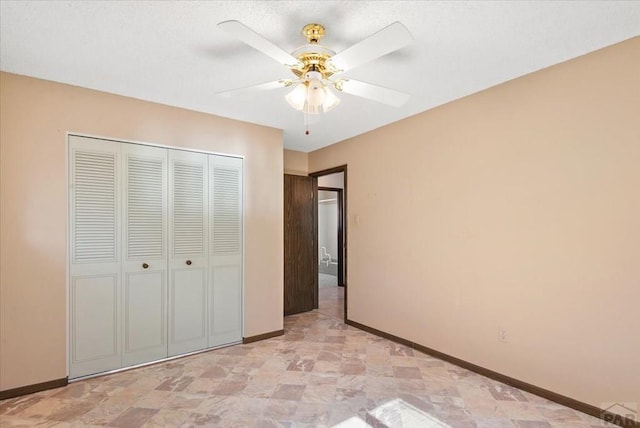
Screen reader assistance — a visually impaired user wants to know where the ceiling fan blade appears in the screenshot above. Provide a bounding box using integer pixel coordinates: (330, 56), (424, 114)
(216, 80), (292, 97)
(327, 22), (413, 73)
(218, 20), (303, 68)
(337, 79), (410, 108)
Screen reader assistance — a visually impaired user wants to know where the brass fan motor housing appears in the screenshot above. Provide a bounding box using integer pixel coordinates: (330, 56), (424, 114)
(291, 23), (337, 79)
(291, 52), (335, 79)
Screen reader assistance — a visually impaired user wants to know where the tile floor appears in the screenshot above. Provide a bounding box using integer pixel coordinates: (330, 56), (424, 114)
(318, 285), (344, 321)
(0, 295), (616, 427)
(319, 274), (338, 288)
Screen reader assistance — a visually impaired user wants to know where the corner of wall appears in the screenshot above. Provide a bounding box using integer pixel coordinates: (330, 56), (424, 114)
(283, 149), (309, 176)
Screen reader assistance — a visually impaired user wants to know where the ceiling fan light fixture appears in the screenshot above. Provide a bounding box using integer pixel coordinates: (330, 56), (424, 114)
(218, 20), (413, 136)
(285, 70), (340, 115)
(217, 19), (413, 118)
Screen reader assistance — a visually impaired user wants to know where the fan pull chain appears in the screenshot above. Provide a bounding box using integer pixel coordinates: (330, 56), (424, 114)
(304, 111), (310, 135)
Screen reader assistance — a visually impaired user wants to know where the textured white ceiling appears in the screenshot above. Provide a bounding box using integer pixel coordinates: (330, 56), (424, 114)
(1, 1), (639, 152)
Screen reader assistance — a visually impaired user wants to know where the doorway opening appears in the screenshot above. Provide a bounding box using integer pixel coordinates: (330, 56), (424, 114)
(318, 188), (343, 287)
(310, 166), (347, 321)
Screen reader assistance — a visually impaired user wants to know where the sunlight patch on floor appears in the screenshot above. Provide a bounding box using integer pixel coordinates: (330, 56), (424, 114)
(332, 398), (452, 428)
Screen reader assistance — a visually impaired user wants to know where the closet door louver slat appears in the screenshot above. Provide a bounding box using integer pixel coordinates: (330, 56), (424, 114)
(73, 151), (117, 263)
(173, 161), (205, 256)
(212, 168), (241, 256)
(127, 157), (165, 259)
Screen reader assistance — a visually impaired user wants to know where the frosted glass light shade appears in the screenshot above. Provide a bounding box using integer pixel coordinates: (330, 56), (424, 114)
(322, 87), (341, 112)
(285, 83), (307, 110)
(306, 78), (326, 107)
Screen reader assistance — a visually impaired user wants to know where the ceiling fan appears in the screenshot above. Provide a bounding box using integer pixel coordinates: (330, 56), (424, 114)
(217, 20), (413, 122)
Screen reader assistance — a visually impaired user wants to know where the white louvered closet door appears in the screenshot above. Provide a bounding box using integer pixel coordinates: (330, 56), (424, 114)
(209, 155), (243, 347)
(122, 144), (168, 366)
(168, 150), (209, 356)
(69, 136), (122, 379)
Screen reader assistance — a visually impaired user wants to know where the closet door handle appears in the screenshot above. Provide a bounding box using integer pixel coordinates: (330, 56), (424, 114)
(142, 263), (149, 269)
(186, 260), (192, 266)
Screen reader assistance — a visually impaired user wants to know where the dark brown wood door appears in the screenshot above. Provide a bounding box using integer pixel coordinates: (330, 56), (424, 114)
(284, 174), (318, 315)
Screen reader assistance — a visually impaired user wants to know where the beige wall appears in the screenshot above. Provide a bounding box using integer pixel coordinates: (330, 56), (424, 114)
(309, 38), (640, 411)
(0, 72), (284, 391)
(283, 149), (308, 175)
